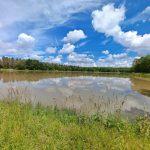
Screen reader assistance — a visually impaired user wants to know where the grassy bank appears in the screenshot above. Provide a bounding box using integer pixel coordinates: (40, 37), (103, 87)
(0, 100), (150, 149)
(130, 73), (150, 80)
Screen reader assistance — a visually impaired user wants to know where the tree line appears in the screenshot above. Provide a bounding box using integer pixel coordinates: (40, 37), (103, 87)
(0, 55), (149, 73)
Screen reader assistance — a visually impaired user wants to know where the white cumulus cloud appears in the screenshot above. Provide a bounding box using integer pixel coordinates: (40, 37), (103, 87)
(92, 4), (150, 56)
(67, 52), (96, 67)
(17, 33), (35, 50)
(92, 4), (125, 35)
(63, 30), (87, 43)
(59, 43), (75, 54)
(98, 53), (133, 67)
(102, 50), (109, 55)
(43, 55), (62, 64)
(0, 33), (45, 60)
(112, 53), (127, 59)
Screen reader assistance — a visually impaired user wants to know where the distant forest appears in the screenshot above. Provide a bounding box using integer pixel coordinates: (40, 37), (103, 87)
(0, 55), (149, 73)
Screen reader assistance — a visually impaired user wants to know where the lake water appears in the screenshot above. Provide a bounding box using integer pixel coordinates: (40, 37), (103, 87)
(0, 71), (150, 116)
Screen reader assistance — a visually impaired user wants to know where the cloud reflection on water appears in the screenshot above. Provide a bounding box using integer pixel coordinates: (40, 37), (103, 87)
(0, 75), (149, 116)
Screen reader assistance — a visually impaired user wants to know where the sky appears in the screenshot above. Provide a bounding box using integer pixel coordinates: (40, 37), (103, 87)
(0, 0), (149, 67)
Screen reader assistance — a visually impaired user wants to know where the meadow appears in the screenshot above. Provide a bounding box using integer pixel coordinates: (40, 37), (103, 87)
(0, 100), (149, 150)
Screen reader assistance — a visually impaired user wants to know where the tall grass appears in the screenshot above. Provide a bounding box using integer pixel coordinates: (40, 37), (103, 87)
(0, 100), (149, 149)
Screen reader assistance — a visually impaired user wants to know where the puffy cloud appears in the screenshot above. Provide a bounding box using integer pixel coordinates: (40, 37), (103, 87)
(92, 4), (150, 55)
(17, 33), (35, 50)
(59, 43), (75, 54)
(114, 31), (150, 55)
(0, 33), (35, 55)
(98, 52), (133, 67)
(0, 33), (44, 60)
(112, 53), (127, 59)
(92, 4), (125, 35)
(98, 58), (133, 67)
(67, 52), (96, 67)
(52, 55), (62, 64)
(45, 47), (57, 54)
(44, 55), (62, 64)
(101, 51), (127, 60)
(102, 50), (109, 55)
(61, 29), (87, 56)
(17, 33), (35, 43)
(63, 30), (87, 43)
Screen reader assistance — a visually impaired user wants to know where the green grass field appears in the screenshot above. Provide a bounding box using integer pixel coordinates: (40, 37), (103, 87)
(0, 100), (149, 150)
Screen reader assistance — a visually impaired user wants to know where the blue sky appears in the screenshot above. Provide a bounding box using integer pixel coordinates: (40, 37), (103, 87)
(0, 0), (149, 67)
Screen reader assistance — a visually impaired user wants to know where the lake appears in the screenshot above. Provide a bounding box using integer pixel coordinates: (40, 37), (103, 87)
(0, 71), (150, 116)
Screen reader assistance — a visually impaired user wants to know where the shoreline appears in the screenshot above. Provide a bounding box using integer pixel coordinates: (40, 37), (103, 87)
(0, 69), (150, 80)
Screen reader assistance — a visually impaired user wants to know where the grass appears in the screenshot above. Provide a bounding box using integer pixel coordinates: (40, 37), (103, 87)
(0, 100), (149, 149)
(130, 73), (150, 80)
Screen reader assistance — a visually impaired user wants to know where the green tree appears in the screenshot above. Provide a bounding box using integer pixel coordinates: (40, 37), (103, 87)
(132, 55), (150, 73)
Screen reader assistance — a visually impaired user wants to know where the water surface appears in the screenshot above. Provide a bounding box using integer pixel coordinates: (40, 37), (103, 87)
(0, 71), (150, 116)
